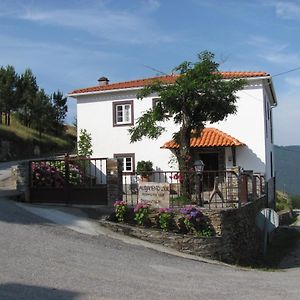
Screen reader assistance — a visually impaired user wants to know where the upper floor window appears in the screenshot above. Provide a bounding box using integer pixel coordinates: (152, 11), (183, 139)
(113, 100), (134, 126)
(152, 97), (170, 117)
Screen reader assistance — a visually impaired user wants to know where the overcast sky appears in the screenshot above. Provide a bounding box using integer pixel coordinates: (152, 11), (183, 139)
(0, 0), (300, 146)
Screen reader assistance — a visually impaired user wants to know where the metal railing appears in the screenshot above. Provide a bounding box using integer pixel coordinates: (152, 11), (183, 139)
(122, 169), (265, 208)
(29, 156), (108, 188)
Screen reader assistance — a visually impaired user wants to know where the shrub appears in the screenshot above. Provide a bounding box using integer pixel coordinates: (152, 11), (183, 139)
(180, 205), (212, 235)
(134, 202), (151, 225)
(275, 191), (292, 212)
(113, 200), (128, 222)
(158, 208), (174, 231)
(31, 161), (84, 187)
(136, 161), (153, 177)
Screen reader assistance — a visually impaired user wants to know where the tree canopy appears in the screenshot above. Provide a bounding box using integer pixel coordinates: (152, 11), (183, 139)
(129, 51), (246, 198)
(0, 65), (68, 137)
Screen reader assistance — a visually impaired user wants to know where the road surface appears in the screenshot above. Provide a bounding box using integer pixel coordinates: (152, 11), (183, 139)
(1, 197), (300, 300)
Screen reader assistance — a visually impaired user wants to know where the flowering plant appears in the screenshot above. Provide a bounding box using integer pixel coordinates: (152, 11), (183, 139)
(180, 205), (209, 234)
(169, 172), (184, 183)
(158, 208), (173, 231)
(134, 201), (151, 225)
(32, 162), (65, 188)
(113, 200), (128, 222)
(32, 161), (85, 188)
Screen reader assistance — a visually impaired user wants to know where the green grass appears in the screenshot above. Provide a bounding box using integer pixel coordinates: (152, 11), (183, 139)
(0, 117), (76, 160)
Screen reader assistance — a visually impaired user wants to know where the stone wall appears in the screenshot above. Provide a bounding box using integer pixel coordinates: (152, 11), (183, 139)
(13, 161), (30, 201)
(208, 196), (266, 264)
(99, 220), (224, 261)
(102, 196), (267, 264)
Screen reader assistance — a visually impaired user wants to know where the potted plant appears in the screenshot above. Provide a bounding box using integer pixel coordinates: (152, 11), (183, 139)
(136, 160), (153, 181)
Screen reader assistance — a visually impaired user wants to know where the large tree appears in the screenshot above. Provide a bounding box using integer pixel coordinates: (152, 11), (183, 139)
(51, 90), (68, 136)
(0, 65), (18, 126)
(31, 89), (53, 138)
(129, 51), (246, 199)
(16, 68), (39, 127)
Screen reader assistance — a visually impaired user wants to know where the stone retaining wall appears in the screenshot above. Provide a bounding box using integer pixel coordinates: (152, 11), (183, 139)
(102, 196), (267, 264)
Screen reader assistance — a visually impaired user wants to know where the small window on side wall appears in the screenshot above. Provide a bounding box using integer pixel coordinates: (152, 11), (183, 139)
(114, 153), (135, 173)
(113, 100), (134, 126)
(152, 97), (170, 117)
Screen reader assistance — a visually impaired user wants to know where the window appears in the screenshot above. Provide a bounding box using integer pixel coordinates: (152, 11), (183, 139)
(152, 97), (170, 117)
(113, 100), (134, 126)
(114, 153), (135, 173)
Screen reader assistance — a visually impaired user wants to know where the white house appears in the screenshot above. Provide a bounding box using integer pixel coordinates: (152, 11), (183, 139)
(68, 72), (277, 180)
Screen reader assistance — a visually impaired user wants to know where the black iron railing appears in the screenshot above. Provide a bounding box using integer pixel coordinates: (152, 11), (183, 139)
(29, 156), (107, 188)
(122, 169), (265, 208)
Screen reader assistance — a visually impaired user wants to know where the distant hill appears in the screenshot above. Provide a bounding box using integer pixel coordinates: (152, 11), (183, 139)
(275, 145), (300, 196)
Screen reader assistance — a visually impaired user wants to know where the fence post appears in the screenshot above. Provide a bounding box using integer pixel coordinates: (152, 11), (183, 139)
(64, 153), (70, 184)
(239, 174), (248, 206)
(252, 176), (257, 200)
(107, 158), (123, 207)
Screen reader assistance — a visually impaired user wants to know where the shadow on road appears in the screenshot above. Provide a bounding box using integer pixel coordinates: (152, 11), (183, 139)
(0, 197), (51, 225)
(275, 225), (300, 269)
(0, 283), (82, 300)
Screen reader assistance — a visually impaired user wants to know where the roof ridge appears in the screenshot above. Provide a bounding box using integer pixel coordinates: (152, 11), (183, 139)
(69, 71), (270, 95)
(161, 127), (245, 149)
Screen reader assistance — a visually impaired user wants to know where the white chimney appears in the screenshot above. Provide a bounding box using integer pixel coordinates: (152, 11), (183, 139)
(98, 76), (109, 86)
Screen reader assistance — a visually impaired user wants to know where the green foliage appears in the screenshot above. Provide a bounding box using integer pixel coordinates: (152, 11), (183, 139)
(114, 201), (129, 223)
(158, 209), (174, 231)
(130, 51), (246, 143)
(129, 51), (246, 199)
(196, 228), (214, 237)
(0, 116), (74, 160)
(275, 191), (292, 212)
(134, 202), (151, 225)
(171, 195), (190, 205)
(0, 65), (68, 138)
(77, 129), (93, 157)
(136, 160), (153, 177)
(0, 65), (18, 126)
(52, 91), (68, 135)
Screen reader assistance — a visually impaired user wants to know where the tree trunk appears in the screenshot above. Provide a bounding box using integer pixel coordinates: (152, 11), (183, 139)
(7, 111), (10, 126)
(178, 124), (192, 200)
(0, 111), (2, 124)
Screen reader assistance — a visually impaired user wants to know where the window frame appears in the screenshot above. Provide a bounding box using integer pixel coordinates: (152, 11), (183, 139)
(152, 97), (170, 117)
(113, 100), (134, 127)
(113, 153), (135, 174)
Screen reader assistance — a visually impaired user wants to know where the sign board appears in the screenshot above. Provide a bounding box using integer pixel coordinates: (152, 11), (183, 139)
(256, 208), (279, 233)
(138, 182), (170, 208)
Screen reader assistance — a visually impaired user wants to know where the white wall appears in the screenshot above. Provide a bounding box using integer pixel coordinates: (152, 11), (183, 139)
(77, 90), (178, 171)
(76, 79), (273, 175)
(213, 81), (266, 174)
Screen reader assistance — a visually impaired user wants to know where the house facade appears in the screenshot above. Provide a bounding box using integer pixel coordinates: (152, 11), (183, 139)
(69, 72), (277, 180)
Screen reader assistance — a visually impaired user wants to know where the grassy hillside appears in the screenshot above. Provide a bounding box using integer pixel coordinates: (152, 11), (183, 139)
(0, 117), (76, 161)
(275, 145), (300, 196)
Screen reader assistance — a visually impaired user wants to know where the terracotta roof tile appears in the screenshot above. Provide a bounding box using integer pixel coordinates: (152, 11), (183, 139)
(161, 128), (245, 149)
(69, 72), (269, 95)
